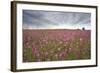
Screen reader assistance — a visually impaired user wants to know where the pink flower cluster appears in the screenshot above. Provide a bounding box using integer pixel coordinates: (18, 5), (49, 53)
(23, 29), (91, 62)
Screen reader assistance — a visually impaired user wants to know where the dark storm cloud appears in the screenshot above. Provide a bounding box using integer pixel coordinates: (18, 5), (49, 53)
(23, 10), (91, 29)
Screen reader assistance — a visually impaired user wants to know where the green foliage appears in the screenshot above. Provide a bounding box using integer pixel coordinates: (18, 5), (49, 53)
(23, 48), (35, 62)
(67, 53), (77, 60)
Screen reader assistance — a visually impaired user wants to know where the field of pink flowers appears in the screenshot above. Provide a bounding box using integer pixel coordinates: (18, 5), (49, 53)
(23, 29), (91, 62)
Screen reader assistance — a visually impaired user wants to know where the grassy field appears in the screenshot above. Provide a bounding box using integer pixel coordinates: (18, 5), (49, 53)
(23, 29), (91, 62)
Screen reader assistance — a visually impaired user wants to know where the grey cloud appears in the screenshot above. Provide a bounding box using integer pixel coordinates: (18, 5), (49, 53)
(23, 10), (91, 29)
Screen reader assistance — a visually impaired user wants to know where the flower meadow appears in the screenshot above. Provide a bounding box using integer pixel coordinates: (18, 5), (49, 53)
(23, 29), (91, 62)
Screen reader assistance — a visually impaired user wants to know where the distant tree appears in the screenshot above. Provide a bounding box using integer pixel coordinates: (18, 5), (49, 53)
(82, 27), (85, 30)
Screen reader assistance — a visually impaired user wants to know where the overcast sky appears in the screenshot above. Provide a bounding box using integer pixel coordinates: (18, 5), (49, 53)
(23, 10), (91, 30)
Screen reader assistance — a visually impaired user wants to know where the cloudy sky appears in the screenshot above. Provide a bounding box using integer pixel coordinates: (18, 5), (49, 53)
(23, 10), (91, 30)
